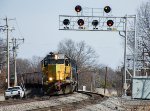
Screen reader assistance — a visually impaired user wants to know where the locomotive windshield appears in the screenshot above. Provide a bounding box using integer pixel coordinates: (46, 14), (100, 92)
(44, 59), (64, 66)
(48, 59), (64, 64)
(43, 53), (71, 66)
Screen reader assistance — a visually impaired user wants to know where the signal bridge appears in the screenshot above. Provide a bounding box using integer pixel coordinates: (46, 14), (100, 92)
(59, 5), (135, 32)
(59, 15), (136, 32)
(59, 5), (137, 96)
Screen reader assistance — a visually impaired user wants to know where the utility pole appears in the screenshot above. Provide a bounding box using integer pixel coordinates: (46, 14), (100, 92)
(2, 17), (15, 88)
(4, 17), (10, 88)
(12, 38), (17, 86)
(104, 66), (108, 95)
(12, 38), (24, 86)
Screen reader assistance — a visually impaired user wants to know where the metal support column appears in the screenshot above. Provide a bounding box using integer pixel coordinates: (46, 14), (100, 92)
(133, 15), (137, 77)
(124, 15), (128, 96)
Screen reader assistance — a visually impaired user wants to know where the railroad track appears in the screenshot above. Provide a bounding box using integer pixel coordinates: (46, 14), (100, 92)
(0, 93), (74, 106)
(2, 91), (149, 111)
(122, 99), (150, 111)
(0, 92), (107, 111)
(77, 90), (105, 97)
(30, 91), (107, 111)
(0, 98), (37, 106)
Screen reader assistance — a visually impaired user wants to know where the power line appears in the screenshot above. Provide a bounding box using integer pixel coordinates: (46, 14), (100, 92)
(14, 19), (24, 38)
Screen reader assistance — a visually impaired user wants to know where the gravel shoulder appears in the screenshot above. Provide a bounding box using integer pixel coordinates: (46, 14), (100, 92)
(0, 93), (89, 111)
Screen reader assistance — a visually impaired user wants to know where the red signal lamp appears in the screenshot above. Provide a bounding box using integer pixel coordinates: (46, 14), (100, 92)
(75, 5), (82, 12)
(107, 20), (114, 27)
(77, 19), (84, 26)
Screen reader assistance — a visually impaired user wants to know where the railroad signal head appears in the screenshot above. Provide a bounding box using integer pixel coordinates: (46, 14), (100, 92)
(75, 5), (82, 12)
(77, 19), (84, 26)
(92, 20), (99, 27)
(104, 6), (111, 13)
(107, 20), (114, 27)
(63, 19), (70, 26)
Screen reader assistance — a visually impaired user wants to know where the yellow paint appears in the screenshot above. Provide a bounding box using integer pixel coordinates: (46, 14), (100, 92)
(42, 63), (72, 83)
(48, 64), (56, 81)
(56, 64), (65, 80)
(65, 66), (71, 78)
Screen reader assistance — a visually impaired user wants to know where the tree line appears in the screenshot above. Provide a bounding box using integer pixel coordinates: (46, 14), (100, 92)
(0, 37), (123, 94)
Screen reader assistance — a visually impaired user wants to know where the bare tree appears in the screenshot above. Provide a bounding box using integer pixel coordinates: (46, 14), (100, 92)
(16, 56), (42, 75)
(137, 1), (150, 41)
(136, 1), (150, 76)
(0, 38), (7, 90)
(57, 39), (98, 71)
(29, 56), (42, 72)
(16, 58), (32, 74)
(127, 1), (150, 76)
(127, 1), (150, 50)
(0, 38), (6, 68)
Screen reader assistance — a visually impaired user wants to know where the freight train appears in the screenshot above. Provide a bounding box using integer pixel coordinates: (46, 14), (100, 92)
(19, 52), (78, 95)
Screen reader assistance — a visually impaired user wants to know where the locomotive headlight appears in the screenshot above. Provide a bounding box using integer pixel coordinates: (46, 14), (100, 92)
(55, 55), (58, 60)
(49, 77), (53, 81)
(60, 77), (63, 80)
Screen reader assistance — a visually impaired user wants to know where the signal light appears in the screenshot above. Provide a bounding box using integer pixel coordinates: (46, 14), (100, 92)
(75, 5), (82, 12)
(92, 20), (99, 27)
(77, 19), (84, 26)
(104, 6), (111, 13)
(63, 19), (70, 25)
(107, 20), (114, 27)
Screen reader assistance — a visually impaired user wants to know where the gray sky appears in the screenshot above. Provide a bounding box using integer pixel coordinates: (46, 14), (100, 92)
(0, 0), (147, 69)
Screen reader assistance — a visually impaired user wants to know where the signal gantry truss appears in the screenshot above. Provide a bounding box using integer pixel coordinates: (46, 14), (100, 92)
(59, 15), (127, 31)
(59, 5), (136, 96)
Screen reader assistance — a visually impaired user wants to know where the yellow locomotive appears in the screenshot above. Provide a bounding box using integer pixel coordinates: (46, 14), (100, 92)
(41, 52), (77, 94)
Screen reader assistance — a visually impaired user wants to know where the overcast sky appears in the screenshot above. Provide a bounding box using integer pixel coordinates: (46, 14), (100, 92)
(0, 0), (148, 69)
